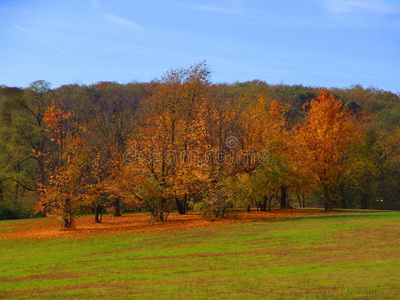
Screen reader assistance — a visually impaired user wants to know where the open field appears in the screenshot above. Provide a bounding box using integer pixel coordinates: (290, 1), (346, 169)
(1, 209), (400, 299)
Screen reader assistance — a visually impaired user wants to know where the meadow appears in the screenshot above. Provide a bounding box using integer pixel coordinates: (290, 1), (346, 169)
(1, 210), (399, 299)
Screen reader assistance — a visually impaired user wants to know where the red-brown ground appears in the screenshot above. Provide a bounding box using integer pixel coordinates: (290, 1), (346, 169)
(0, 209), (327, 240)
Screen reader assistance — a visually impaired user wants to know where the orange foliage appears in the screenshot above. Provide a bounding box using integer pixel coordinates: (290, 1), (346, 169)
(295, 89), (364, 210)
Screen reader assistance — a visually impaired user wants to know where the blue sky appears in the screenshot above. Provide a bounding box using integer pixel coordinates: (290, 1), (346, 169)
(1, 0), (400, 92)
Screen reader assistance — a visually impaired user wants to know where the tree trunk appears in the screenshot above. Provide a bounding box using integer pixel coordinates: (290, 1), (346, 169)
(340, 198), (347, 209)
(246, 205), (251, 213)
(63, 198), (73, 229)
(361, 193), (368, 209)
(64, 217), (73, 229)
(324, 200), (332, 212)
(323, 190), (333, 212)
(259, 196), (268, 212)
(268, 196), (273, 212)
(339, 185), (346, 208)
(296, 190), (306, 208)
(280, 186), (287, 208)
(113, 197), (121, 217)
(176, 197), (187, 214)
(95, 204), (102, 223)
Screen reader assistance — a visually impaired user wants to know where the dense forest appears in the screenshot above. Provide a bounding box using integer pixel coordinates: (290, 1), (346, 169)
(1, 62), (400, 227)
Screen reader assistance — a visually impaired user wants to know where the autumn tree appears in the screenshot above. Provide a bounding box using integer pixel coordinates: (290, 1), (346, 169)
(296, 89), (363, 211)
(123, 62), (211, 220)
(193, 167), (236, 220)
(89, 83), (141, 216)
(235, 96), (293, 211)
(260, 99), (293, 208)
(35, 100), (87, 229)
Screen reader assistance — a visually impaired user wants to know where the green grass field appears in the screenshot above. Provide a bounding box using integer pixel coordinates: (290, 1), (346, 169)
(1, 211), (400, 299)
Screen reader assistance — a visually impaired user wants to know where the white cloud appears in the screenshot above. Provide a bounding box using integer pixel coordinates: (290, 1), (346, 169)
(105, 14), (143, 31)
(325, 0), (400, 14)
(321, 0), (400, 29)
(192, 0), (243, 14)
(193, 5), (237, 14)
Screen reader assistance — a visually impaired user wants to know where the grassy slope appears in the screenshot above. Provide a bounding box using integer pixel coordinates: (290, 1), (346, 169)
(0, 211), (400, 299)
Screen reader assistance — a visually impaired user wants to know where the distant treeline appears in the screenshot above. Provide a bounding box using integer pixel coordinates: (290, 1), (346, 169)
(1, 62), (399, 226)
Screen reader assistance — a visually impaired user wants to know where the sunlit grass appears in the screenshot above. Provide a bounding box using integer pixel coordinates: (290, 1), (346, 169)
(1, 211), (400, 299)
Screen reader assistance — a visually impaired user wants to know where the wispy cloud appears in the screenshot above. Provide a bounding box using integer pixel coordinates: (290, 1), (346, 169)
(193, 5), (236, 14)
(91, 0), (100, 8)
(192, 0), (243, 14)
(322, 0), (400, 29)
(105, 14), (143, 31)
(325, 0), (400, 14)
(11, 23), (90, 68)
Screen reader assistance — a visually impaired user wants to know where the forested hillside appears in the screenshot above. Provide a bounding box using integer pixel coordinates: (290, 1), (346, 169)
(1, 62), (399, 226)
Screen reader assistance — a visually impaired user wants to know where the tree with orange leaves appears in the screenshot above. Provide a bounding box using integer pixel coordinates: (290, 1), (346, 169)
(296, 89), (363, 211)
(40, 100), (127, 225)
(243, 96), (292, 210)
(122, 62), (211, 220)
(35, 100), (100, 229)
(35, 100), (80, 229)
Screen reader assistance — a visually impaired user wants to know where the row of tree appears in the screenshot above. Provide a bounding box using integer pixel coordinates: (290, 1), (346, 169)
(1, 62), (400, 228)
